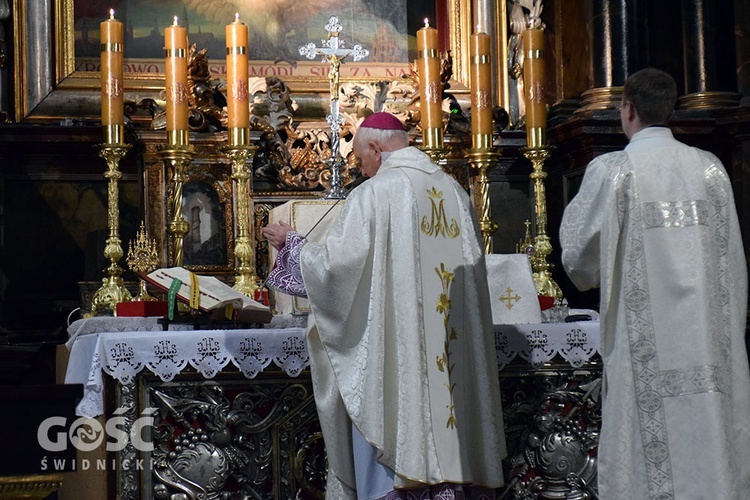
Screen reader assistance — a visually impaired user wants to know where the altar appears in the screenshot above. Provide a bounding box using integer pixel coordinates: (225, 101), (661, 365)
(63, 317), (602, 499)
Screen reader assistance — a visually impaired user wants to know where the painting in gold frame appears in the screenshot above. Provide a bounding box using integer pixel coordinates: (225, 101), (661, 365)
(12, 0), (477, 123)
(140, 130), (238, 274)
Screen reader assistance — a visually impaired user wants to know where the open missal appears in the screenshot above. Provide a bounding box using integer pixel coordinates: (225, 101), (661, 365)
(144, 267), (272, 324)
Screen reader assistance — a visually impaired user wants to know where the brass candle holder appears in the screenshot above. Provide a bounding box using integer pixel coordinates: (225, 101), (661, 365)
(126, 222), (160, 301)
(88, 138), (132, 317)
(222, 129), (260, 297)
(420, 146), (450, 165)
(159, 131), (193, 267)
(419, 127), (449, 164)
(466, 148), (499, 253)
(522, 145), (562, 299)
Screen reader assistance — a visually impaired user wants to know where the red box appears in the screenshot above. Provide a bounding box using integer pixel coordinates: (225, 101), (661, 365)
(116, 301), (168, 317)
(538, 295), (556, 311)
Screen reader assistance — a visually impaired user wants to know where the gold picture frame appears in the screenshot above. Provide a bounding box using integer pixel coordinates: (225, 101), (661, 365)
(140, 130), (237, 274)
(12, 0), (476, 123)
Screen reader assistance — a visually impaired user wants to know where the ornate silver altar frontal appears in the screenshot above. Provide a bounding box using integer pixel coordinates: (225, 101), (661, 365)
(65, 320), (603, 499)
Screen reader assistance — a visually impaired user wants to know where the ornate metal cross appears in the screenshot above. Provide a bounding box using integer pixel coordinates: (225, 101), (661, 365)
(300, 16), (369, 198)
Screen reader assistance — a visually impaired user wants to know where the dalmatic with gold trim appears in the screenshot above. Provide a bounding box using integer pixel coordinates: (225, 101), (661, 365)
(300, 147), (507, 498)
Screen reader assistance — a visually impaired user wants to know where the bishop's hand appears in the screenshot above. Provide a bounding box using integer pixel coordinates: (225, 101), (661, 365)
(263, 221), (294, 251)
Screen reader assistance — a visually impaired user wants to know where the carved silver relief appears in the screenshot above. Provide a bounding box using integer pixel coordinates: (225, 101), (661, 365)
(499, 370), (601, 499)
(115, 364), (603, 499)
(138, 375), (323, 499)
(117, 382), (141, 500)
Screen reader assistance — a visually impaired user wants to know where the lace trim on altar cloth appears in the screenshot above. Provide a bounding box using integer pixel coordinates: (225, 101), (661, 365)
(265, 231), (308, 297)
(69, 319), (600, 418)
(493, 319), (600, 369)
(71, 328), (309, 418)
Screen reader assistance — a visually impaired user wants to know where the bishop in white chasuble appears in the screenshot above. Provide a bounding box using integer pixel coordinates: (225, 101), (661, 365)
(264, 113), (506, 499)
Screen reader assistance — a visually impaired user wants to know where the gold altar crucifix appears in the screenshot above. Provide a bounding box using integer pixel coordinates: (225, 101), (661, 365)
(299, 16), (368, 198)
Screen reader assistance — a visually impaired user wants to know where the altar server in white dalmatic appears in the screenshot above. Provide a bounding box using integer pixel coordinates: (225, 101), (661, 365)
(560, 68), (750, 499)
(263, 112), (506, 499)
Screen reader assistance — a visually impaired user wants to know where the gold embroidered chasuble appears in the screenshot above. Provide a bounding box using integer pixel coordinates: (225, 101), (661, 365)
(300, 147), (506, 497)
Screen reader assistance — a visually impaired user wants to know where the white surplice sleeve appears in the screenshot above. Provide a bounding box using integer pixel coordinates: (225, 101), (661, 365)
(559, 153), (626, 291)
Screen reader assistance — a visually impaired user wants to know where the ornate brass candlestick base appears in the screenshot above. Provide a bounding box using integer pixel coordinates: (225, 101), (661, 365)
(89, 142), (132, 317)
(159, 142), (194, 266)
(419, 126), (449, 164)
(467, 148), (500, 253)
(126, 222), (160, 301)
(222, 140), (261, 297)
(420, 146), (450, 164)
(523, 146), (562, 299)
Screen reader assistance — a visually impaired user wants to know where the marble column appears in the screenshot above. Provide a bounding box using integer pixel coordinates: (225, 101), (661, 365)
(737, 1), (750, 98)
(578, 0), (646, 112)
(680, 0), (740, 108)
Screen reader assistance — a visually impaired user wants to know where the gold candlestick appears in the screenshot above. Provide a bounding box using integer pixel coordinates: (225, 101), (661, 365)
(159, 142), (194, 266)
(420, 146), (450, 164)
(126, 222), (160, 301)
(466, 149), (499, 253)
(523, 146), (562, 298)
(222, 139), (260, 297)
(89, 140), (132, 316)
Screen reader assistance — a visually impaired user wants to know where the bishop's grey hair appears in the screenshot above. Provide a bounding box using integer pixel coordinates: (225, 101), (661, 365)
(355, 126), (409, 149)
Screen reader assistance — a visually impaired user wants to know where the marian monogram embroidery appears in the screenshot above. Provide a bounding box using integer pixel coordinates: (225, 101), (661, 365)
(421, 187), (460, 238)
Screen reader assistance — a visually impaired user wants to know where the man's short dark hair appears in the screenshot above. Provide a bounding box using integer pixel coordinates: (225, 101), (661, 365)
(623, 68), (678, 126)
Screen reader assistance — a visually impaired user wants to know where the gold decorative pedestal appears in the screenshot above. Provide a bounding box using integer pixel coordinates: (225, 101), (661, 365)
(126, 221), (160, 301)
(523, 146), (562, 299)
(159, 142), (194, 267)
(89, 142), (132, 316)
(466, 149), (499, 253)
(222, 138), (260, 297)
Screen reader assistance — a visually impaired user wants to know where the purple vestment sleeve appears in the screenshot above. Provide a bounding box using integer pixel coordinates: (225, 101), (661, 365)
(265, 230), (308, 297)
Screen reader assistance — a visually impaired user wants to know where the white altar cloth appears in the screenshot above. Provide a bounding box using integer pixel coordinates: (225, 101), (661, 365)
(65, 316), (194, 350)
(494, 320), (600, 369)
(66, 327), (308, 418)
(65, 317), (600, 418)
